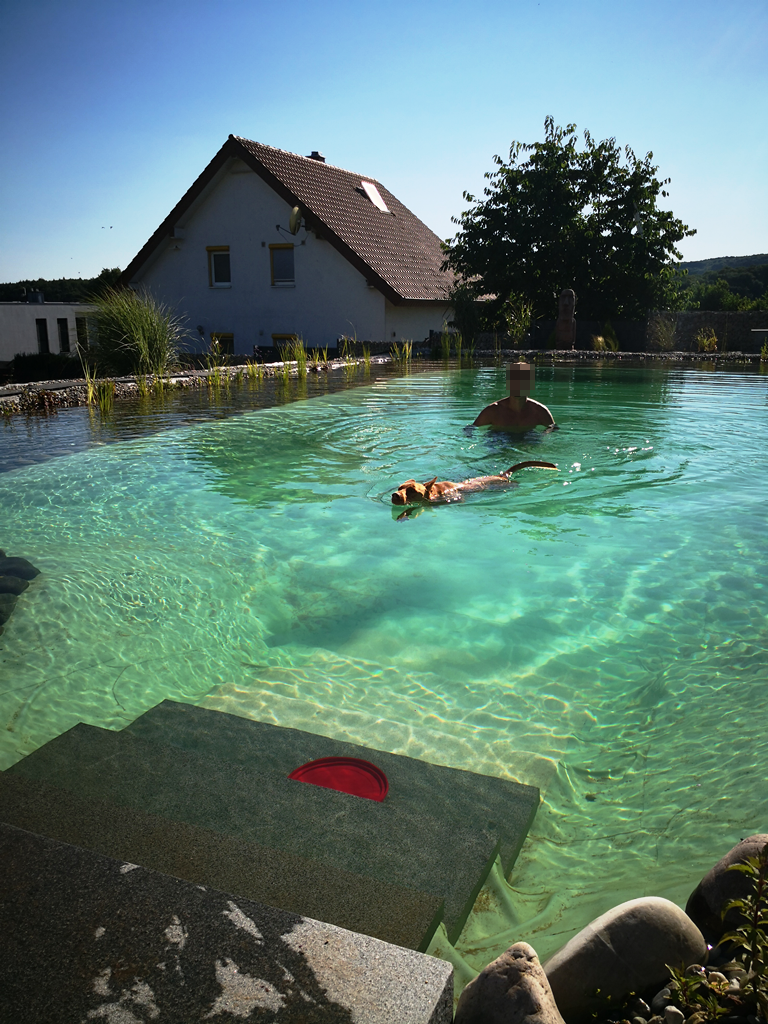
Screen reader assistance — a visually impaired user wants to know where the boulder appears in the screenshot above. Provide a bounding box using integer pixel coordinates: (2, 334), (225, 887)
(686, 834), (768, 943)
(0, 574), (29, 595)
(455, 942), (565, 1024)
(0, 556), (40, 580)
(542, 897), (706, 1024)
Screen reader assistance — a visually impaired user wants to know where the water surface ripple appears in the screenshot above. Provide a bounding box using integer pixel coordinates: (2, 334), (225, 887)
(1, 363), (767, 970)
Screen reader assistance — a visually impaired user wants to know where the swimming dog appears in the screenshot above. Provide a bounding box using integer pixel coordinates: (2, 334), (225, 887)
(391, 460), (558, 507)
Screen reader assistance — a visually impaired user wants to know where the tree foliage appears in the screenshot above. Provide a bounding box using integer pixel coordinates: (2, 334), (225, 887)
(443, 117), (696, 325)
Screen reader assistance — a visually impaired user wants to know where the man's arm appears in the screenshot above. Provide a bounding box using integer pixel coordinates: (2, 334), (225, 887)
(473, 404), (496, 427)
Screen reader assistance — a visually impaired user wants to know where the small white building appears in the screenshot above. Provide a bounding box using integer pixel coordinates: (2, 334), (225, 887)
(0, 300), (91, 364)
(118, 137), (454, 355)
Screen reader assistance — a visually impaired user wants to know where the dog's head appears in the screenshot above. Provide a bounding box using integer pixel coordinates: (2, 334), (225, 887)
(392, 479), (429, 505)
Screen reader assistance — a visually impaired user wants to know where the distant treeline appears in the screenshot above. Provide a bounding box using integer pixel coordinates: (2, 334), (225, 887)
(0, 267), (121, 303)
(678, 257), (768, 312)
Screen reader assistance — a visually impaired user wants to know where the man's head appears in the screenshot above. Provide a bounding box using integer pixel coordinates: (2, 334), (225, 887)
(508, 362), (534, 397)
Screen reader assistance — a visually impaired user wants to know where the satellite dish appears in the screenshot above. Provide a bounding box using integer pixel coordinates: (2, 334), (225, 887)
(289, 206), (302, 235)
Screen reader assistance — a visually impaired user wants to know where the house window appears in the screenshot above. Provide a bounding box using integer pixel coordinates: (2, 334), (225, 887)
(75, 316), (90, 353)
(270, 244), (294, 285)
(57, 318), (71, 354)
(207, 246), (231, 287)
(210, 332), (234, 355)
(36, 319), (50, 355)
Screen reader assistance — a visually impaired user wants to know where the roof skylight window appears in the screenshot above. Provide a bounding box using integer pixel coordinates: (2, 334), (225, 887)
(360, 181), (390, 213)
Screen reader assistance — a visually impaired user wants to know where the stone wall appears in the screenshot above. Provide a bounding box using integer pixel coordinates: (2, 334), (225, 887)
(650, 310), (768, 353)
(476, 311), (768, 353)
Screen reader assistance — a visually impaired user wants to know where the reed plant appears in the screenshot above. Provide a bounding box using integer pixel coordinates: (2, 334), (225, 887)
(362, 344), (371, 369)
(97, 380), (115, 414)
(293, 337), (307, 378)
(82, 362), (98, 405)
(391, 340), (413, 364)
(89, 287), (186, 376)
(136, 374), (150, 398)
(246, 359), (263, 381)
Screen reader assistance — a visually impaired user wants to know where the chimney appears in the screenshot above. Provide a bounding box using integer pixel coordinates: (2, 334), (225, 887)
(307, 150), (326, 163)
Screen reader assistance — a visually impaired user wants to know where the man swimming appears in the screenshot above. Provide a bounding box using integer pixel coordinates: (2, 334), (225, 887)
(473, 362), (557, 431)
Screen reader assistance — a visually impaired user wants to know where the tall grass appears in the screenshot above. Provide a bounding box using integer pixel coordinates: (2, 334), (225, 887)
(89, 287), (187, 376)
(97, 380), (115, 414)
(391, 340), (413, 364)
(362, 344), (371, 369)
(246, 359), (263, 381)
(294, 337), (307, 378)
(82, 362), (97, 405)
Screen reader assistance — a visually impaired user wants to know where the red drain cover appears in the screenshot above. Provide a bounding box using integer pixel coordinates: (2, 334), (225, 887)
(288, 757), (389, 801)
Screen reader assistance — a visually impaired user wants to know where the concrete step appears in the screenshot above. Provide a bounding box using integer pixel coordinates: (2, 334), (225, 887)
(0, 771), (443, 952)
(127, 700), (540, 877)
(0, 821), (453, 1024)
(8, 710), (538, 943)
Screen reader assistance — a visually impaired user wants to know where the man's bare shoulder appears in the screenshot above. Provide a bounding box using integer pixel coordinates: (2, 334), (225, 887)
(474, 398), (555, 430)
(473, 401), (507, 427)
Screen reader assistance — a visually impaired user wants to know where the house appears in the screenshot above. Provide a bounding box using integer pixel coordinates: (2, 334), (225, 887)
(0, 296), (91, 365)
(117, 136), (454, 355)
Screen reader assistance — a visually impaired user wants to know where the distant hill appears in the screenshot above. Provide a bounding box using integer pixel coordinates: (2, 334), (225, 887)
(680, 254), (768, 276)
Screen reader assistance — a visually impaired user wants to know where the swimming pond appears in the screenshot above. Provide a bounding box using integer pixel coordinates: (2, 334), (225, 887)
(1, 363), (767, 973)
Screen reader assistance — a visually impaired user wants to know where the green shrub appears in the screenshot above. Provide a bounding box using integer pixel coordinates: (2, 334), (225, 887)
(696, 327), (718, 353)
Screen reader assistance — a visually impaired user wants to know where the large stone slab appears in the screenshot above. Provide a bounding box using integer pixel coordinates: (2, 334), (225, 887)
(0, 822), (453, 1024)
(126, 701), (538, 874)
(0, 772), (443, 951)
(10, 704), (539, 943)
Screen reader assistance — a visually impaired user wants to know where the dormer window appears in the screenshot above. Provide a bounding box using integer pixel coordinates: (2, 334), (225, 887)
(360, 181), (390, 213)
(207, 246), (231, 287)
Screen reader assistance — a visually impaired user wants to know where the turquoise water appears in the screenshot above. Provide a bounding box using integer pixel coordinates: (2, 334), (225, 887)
(2, 364), (767, 973)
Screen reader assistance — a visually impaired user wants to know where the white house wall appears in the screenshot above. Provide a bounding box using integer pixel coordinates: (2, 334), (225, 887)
(0, 303), (90, 362)
(384, 300), (451, 343)
(131, 159), (449, 354)
(131, 160), (387, 354)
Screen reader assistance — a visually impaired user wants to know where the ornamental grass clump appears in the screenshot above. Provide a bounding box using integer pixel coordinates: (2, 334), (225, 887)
(89, 287), (187, 377)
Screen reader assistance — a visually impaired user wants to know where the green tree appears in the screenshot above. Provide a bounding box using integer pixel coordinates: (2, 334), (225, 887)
(443, 117), (696, 323)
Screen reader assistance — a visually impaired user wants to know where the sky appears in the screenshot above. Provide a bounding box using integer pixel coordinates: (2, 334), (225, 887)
(0, 0), (766, 282)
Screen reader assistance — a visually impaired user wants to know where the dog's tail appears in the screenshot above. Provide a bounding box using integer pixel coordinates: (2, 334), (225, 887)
(505, 460), (558, 475)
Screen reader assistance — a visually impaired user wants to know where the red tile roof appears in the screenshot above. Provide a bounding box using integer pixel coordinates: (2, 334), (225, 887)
(234, 137), (453, 302)
(119, 137), (453, 304)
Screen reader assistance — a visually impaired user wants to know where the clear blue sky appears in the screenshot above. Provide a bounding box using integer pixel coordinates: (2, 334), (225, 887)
(1, 0), (765, 282)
